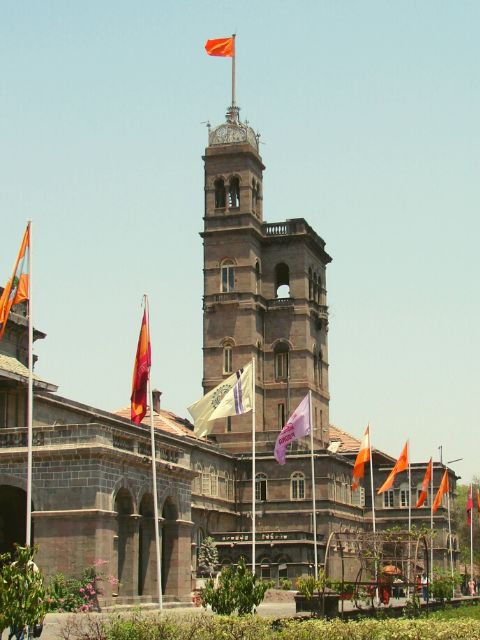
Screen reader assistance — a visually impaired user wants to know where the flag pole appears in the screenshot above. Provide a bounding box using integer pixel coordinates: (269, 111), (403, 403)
(308, 391), (318, 581)
(430, 460), (434, 585)
(368, 425), (379, 605)
(26, 220), (33, 547)
(446, 477), (454, 597)
(231, 34), (236, 108)
(470, 483), (474, 588)
(145, 296), (163, 610)
(251, 355), (256, 576)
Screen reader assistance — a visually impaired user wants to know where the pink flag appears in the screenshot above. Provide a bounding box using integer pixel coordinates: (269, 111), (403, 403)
(274, 394), (311, 465)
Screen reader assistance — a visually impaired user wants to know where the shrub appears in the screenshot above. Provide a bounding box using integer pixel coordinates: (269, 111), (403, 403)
(279, 578), (292, 590)
(201, 557), (273, 615)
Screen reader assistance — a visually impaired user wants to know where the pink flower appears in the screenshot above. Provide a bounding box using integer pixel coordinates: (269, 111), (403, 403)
(80, 588), (85, 593)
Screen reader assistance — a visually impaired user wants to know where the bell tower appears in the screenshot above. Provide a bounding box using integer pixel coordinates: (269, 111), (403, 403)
(201, 105), (332, 453)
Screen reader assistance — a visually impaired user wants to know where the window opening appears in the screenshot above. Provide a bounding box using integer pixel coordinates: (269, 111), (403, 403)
(223, 346), (233, 373)
(383, 490), (394, 508)
(291, 472), (305, 500)
(214, 179), (226, 208)
(275, 263), (290, 298)
(229, 177), (240, 208)
(255, 473), (267, 501)
(221, 261), (235, 292)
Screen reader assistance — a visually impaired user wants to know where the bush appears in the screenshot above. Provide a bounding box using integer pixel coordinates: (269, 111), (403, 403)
(431, 569), (462, 605)
(279, 578), (292, 590)
(46, 568), (98, 612)
(201, 557), (273, 615)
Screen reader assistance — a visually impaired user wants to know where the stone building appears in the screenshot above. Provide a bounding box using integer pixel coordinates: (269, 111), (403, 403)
(0, 101), (458, 605)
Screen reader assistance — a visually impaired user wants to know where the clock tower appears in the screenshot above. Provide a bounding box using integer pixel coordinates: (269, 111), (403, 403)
(201, 105), (332, 454)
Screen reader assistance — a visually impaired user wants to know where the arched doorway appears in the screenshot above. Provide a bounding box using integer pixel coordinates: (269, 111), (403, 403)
(114, 488), (134, 597)
(0, 485), (29, 555)
(161, 497), (178, 596)
(138, 493), (155, 596)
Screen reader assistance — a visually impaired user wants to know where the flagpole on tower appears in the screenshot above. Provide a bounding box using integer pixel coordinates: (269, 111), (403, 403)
(26, 220), (33, 547)
(231, 34), (236, 108)
(144, 295), (163, 610)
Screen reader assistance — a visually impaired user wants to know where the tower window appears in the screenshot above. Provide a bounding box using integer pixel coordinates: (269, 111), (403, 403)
(223, 346), (233, 373)
(275, 263), (290, 298)
(255, 473), (267, 501)
(229, 177), (240, 208)
(221, 260), (235, 292)
(274, 343), (290, 380)
(214, 179), (226, 208)
(291, 472), (305, 500)
(255, 260), (261, 295)
(277, 403), (286, 429)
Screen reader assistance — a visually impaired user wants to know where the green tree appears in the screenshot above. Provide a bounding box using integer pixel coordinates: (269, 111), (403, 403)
(451, 479), (480, 572)
(0, 546), (47, 634)
(201, 557), (272, 615)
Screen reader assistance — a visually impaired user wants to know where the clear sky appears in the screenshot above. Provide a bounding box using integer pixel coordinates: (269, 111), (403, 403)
(1, 1), (478, 483)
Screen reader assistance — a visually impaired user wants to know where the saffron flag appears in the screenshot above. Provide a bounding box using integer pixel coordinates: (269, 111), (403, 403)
(274, 394), (311, 465)
(377, 441), (409, 494)
(0, 224), (30, 340)
(467, 483), (473, 526)
(477, 488), (480, 514)
(188, 362), (253, 438)
(205, 37), (234, 57)
(432, 468), (449, 514)
(352, 426), (370, 490)
(130, 310), (151, 424)
(415, 457), (432, 508)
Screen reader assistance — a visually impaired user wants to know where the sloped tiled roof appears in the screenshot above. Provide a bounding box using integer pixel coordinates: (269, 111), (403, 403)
(329, 424), (395, 463)
(114, 406), (201, 440)
(0, 353), (57, 391)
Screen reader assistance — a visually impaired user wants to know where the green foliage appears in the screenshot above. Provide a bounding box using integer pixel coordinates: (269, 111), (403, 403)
(197, 536), (219, 576)
(431, 569), (462, 604)
(452, 479), (480, 568)
(201, 557), (273, 615)
(0, 545), (47, 631)
(279, 578), (292, 590)
(46, 568), (98, 612)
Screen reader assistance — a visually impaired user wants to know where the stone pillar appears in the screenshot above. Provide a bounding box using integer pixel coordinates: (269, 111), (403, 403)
(162, 519), (194, 602)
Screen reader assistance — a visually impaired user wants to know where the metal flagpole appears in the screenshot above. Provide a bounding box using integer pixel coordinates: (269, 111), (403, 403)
(26, 220), (33, 546)
(407, 440), (411, 596)
(470, 483), (474, 588)
(430, 461), (434, 585)
(251, 356), (256, 575)
(145, 296), (163, 610)
(231, 34), (236, 108)
(447, 479), (454, 597)
(308, 391), (318, 581)
(368, 425), (379, 605)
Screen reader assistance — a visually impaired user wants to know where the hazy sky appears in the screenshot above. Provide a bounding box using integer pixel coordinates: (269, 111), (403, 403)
(1, 1), (478, 482)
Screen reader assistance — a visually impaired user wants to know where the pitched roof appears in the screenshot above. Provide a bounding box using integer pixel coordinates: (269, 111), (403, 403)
(0, 353), (57, 391)
(114, 406), (201, 440)
(329, 424), (395, 462)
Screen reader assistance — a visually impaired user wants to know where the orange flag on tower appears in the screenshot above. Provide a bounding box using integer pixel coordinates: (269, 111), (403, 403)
(130, 309), (151, 424)
(432, 468), (449, 514)
(0, 224), (30, 340)
(377, 441), (409, 494)
(205, 37), (234, 57)
(415, 457), (432, 508)
(352, 426), (370, 490)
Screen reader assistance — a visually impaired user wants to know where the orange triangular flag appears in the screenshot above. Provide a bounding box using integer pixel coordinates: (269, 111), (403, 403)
(352, 426), (370, 490)
(432, 468), (449, 514)
(415, 457), (432, 508)
(0, 224), (30, 340)
(377, 441), (409, 494)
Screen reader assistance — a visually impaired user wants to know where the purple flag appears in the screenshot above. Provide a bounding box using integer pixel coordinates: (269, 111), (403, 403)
(274, 394), (311, 465)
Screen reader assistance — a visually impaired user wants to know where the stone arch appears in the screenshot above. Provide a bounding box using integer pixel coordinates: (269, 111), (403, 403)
(0, 484), (31, 555)
(111, 477), (138, 514)
(114, 487), (136, 597)
(0, 473), (41, 511)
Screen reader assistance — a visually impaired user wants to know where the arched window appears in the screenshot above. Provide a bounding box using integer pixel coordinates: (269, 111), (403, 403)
(277, 403), (286, 429)
(221, 259), (235, 293)
(223, 345), (233, 373)
(255, 260), (261, 294)
(399, 482), (410, 508)
(202, 467), (211, 495)
(308, 267), (313, 300)
(225, 472), (234, 501)
(214, 179), (226, 208)
(255, 473), (267, 501)
(291, 472), (305, 500)
(260, 557), (271, 579)
(275, 263), (290, 298)
(210, 466), (218, 497)
(274, 343), (289, 380)
(229, 177), (240, 208)
(193, 463), (202, 494)
(416, 483), (429, 507)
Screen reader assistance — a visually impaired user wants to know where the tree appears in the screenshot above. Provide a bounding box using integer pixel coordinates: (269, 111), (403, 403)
(451, 479), (480, 572)
(0, 546), (47, 634)
(197, 536), (219, 577)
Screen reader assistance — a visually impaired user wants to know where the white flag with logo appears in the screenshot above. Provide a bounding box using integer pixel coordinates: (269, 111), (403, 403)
(188, 362), (253, 438)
